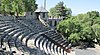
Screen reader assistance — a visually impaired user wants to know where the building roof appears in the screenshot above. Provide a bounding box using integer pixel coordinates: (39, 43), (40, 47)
(35, 6), (48, 13)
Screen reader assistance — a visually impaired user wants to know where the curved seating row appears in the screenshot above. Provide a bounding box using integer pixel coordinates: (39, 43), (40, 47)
(0, 16), (69, 55)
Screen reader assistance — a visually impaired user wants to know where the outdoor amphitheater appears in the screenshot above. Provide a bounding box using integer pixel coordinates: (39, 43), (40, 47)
(0, 16), (72, 55)
(1, 0), (99, 55)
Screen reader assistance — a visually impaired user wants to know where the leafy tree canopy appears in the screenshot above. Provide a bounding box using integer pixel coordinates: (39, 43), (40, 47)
(0, 0), (37, 16)
(49, 2), (72, 18)
(57, 11), (100, 45)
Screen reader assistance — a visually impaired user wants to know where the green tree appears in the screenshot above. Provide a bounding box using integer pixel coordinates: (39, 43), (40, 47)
(0, 0), (12, 15)
(57, 11), (100, 45)
(49, 2), (72, 18)
(24, 0), (37, 12)
(0, 0), (37, 16)
(49, 8), (57, 17)
(68, 33), (80, 43)
(87, 11), (99, 19)
(57, 17), (81, 43)
(11, 0), (24, 16)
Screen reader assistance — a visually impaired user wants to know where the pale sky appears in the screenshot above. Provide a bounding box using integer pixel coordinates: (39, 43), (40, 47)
(36, 0), (100, 15)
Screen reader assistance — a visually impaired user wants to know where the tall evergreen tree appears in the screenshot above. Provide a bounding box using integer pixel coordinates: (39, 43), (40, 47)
(49, 2), (72, 18)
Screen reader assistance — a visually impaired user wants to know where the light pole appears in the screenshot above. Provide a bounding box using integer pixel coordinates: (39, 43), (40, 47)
(44, 0), (46, 9)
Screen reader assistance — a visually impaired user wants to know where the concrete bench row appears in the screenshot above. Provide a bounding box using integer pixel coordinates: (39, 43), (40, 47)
(0, 16), (69, 55)
(0, 20), (50, 55)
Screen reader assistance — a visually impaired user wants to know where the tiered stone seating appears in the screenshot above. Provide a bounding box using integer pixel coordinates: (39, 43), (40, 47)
(45, 31), (68, 47)
(0, 16), (70, 55)
(33, 33), (68, 55)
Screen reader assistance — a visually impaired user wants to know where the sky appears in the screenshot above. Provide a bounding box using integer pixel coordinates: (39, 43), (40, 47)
(36, 0), (100, 15)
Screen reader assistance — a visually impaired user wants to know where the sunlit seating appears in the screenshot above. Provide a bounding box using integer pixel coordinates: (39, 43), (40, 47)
(0, 16), (69, 55)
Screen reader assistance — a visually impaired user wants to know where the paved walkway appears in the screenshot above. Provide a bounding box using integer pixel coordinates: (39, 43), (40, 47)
(70, 44), (100, 55)
(89, 44), (100, 55)
(75, 49), (97, 55)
